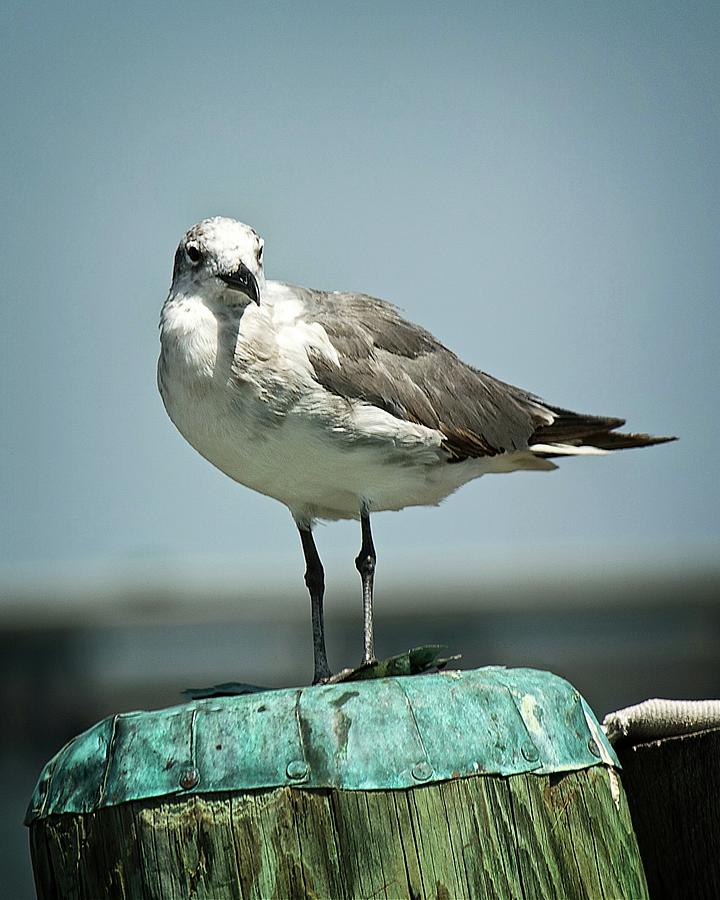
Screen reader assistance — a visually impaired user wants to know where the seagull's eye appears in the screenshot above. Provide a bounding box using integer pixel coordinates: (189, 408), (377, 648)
(185, 244), (202, 265)
(257, 243), (264, 264)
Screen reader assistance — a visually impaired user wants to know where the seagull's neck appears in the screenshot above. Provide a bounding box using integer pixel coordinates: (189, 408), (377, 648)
(159, 291), (222, 383)
(159, 281), (305, 383)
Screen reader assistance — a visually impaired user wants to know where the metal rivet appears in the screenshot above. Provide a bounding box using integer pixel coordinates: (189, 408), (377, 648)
(412, 762), (433, 782)
(588, 739), (601, 758)
(521, 742), (540, 762)
(286, 760), (309, 780)
(179, 768), (199, 790)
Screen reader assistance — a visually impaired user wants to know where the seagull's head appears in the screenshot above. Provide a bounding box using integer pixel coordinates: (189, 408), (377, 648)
(170, 217), (265, 306)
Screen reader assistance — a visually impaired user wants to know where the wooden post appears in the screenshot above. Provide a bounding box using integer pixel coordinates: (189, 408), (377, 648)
(27, 666), (648, 899)
(615, 727), (720, 899)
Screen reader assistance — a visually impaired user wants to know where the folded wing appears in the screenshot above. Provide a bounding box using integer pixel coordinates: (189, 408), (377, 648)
(297, 286), (675, 461)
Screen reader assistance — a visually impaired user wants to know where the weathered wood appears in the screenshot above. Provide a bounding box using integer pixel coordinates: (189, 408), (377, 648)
(616, 726), (720, 900)
(31, 765), (647, 900)
(28, 668), (650, 898)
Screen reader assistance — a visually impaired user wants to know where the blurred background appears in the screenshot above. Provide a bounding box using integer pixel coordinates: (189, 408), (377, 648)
(2, 1), (719, 895)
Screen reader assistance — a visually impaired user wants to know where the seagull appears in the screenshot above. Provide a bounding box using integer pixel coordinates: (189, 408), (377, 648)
(158, 216), (675, 684)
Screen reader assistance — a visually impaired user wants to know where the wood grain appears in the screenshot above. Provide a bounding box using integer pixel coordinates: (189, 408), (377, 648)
(617, 727), (720, 900)
(30, 766), (647, 899)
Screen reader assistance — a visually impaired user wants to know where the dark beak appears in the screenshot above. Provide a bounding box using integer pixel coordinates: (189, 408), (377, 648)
(219, 263), (260, 305)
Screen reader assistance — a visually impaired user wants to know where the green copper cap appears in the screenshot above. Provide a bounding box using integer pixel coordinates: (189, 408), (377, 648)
(26, 666), (617, 824)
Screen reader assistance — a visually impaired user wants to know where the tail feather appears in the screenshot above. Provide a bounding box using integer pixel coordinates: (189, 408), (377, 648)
(573, 430), (676, 451)
(530, 405), (677, 458)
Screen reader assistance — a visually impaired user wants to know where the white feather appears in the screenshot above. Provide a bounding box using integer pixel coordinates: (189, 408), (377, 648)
(531, 443), (609, 456)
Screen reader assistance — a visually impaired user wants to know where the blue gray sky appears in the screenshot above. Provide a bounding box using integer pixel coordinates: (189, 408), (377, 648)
(2, 2), (718, 578)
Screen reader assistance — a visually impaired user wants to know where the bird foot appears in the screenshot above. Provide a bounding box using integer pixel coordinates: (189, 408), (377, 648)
(313, 667), (357, 685)
(312, 662), (376, 685)
(326, 662), (377, 684)
(311, 647), (459, 686)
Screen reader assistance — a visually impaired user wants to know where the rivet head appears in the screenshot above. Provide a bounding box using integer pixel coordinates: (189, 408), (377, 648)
(588, 739), (601, 758)
(412, 762), (433, 782)
(179, 767), (199, 790)
(286, 760), (309, 780)
(521, 742), (540, 762)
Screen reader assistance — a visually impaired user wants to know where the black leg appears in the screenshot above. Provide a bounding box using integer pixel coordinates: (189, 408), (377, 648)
(355, 511), (377, 666)
(298, 525), (332, 684)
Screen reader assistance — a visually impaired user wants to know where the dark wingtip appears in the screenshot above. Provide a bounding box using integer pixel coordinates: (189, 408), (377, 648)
(533, 404), (678, 451)
(583, 431), (678, 451)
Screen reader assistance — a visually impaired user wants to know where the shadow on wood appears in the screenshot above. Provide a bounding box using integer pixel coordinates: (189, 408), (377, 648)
(616, 727), (720, 900)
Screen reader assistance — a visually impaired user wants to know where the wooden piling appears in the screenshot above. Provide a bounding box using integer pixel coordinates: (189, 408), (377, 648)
(27, 666), (648, 899)
(616, 726), (720, 899)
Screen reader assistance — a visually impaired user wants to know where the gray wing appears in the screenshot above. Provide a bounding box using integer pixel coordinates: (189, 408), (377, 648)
(293, 285), (558, 460)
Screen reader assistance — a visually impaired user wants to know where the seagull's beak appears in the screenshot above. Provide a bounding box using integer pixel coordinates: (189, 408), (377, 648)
(219, 263), (261, 305)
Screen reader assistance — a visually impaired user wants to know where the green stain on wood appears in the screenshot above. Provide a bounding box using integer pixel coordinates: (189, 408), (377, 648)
(30, 769), (647, 899)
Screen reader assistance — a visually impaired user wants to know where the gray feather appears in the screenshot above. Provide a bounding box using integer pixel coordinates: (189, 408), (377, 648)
(293, 285), (550, 459)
